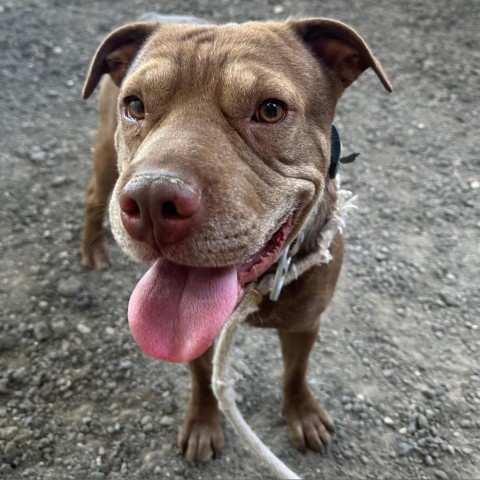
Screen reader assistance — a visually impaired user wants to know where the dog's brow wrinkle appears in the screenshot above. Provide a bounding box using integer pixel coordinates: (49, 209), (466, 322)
(179, 27), (216, 44)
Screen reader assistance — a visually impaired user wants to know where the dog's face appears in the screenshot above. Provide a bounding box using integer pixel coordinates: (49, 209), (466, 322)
(83, 18), (391, 362)
(85, 19), (391, 269)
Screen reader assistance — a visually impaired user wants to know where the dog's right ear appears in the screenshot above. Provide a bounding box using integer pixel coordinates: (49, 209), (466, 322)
(82, 22), (158, 99)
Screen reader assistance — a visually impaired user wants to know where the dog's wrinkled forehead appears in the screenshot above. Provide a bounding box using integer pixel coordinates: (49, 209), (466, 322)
(127, 23), (324, 103)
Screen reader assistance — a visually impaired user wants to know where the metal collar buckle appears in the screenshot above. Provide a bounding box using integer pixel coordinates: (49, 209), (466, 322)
(269, 232), (305, 301)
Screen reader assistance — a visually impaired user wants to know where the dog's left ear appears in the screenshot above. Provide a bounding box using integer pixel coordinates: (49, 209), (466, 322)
(289, 18), (393, 95)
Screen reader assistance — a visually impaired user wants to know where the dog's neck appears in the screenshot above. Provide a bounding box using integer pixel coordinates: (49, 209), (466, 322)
(259, 179), (339, 301)
(298, 179), (338, 257)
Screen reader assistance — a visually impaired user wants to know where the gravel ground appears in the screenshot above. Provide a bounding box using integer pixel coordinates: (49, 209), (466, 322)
(0, 0), (479, 479)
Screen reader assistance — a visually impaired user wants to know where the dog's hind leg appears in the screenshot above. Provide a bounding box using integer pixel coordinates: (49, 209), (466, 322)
(81, 78), (118, 270)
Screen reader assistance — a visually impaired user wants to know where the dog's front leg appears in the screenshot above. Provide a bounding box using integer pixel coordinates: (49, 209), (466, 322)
(278, 326), (335, 453)
(178, 345), (224, 463)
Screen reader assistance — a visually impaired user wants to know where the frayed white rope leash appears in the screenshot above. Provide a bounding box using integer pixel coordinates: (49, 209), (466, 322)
(212, 186), (357, 479)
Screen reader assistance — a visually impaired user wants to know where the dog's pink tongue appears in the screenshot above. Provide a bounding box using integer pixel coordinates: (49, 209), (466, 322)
(128, 259), (238, 363)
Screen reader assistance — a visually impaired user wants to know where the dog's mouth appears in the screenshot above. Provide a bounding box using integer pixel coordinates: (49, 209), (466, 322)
(127, 217), (292, 363)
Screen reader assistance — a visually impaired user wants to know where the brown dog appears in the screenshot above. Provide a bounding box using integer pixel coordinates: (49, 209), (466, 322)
(81, 16), (392, 463)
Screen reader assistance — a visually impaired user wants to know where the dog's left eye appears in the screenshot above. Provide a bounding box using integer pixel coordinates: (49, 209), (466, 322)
(125, 97), (145, 121)
(254, 100), (286, 124)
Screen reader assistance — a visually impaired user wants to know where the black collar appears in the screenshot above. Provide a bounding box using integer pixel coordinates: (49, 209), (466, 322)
(329, 124), (360, 179)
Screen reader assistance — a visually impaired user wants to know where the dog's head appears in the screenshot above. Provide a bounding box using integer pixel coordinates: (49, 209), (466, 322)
(83, 18), (392, 362)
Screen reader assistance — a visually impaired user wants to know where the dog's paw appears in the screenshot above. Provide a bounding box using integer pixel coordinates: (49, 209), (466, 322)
(178, 413), (224, 463)
(283, 393), (335, 453)
(81, 235), (110, 270)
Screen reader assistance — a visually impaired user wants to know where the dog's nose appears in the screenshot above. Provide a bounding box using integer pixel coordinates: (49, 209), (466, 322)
(119, 173), (201, 246)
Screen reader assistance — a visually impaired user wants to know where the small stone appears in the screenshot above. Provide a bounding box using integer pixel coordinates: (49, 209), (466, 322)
(51, 175), (68, 187)
(433, 470), (448, 480)
(397, 442), (414, 457)
(33, 321), (51, 341)
(142, 423), (154, 433)
(141, 415), (153, 425)
(425, 409), (435, 419)
(160, 415), (175, 426)
(399, 427), (407, 435)
(417, 414), (429, 429)
(0, 333), (17, 352)
(29, 146), (46, 162)
(343, 449), (354, 459)
(45, 89), (60, 98)
(273, 5), (285, 14)
(162, 399), (176, 415)
(383, 416), (395, 426)
(38, 300), (49, 311)
(459, 419), (471, 428)
(51, 319), (69, 338)
(425, 455), (434, 466)
(76, 294), (93, 310)
(77, 323), (92, 335)
(438, 290), (460, 307)
(4, 441), (20, 463)
(120, 360), (134, 370)
(422, 388), (436, 399)
(360, 455), (369, 464)
(0, 464), (14, 475)
(11, 367), (27, 383)
(62, 231), (74, 242)
(0, 426), (19, 440)
(58, 277), (83, 297)
(0, 379), (10, 394)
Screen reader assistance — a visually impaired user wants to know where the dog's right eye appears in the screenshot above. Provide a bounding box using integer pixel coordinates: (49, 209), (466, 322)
(253, 99), (286, 124)
(125, 97), (145, 121)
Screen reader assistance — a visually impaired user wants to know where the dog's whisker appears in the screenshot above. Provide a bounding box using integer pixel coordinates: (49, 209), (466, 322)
(85, 230), (106, 247)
